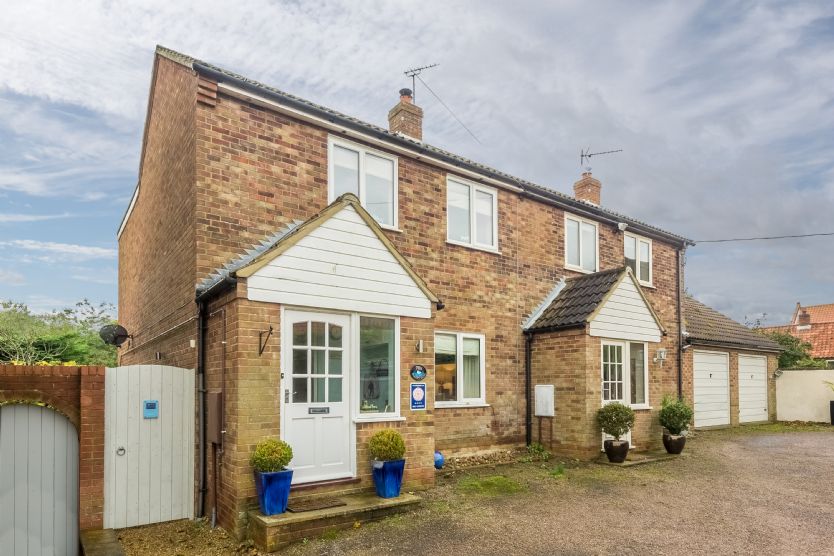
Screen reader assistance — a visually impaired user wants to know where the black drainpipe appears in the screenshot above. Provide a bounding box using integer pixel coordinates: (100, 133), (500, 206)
(524, 331), (533, 446)
(195, 275), (237, 518)
(676, 246), (684, 399)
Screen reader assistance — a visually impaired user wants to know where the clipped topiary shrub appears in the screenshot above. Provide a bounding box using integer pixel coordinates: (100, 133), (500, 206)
(369, 429), (406, 461)
(251, 438), (293, 472)
(597, 402), (635, 440)
(659, 395), (694, 435)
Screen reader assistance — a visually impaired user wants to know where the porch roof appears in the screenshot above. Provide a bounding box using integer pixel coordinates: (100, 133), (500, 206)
(525, 268), (626, 331)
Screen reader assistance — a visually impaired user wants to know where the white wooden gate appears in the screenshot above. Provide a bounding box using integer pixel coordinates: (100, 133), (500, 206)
(104, 365), (195, 529)
(0, 403), (79, 556)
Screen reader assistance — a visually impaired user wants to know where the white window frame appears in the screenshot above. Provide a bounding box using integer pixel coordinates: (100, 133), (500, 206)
(564, 214), (599, 273)
(352, 313), (403, 423)
(327, 136), (399, 231)
(601, 340), (650, 410)
(445, 176), (499, 252)
(434, 331), (488, 408)
(624, 232), (653, 286)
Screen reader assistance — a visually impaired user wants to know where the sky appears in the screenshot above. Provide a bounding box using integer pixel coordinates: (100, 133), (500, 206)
(0, 0), (832, 324)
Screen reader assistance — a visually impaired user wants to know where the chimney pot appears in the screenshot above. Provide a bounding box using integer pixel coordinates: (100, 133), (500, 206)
(573, 171), (602, 205)
(388, 88), (423, 141)
(798, 310), (811, 326)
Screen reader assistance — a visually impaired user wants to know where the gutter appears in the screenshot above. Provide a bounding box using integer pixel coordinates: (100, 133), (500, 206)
(685, 338), (782, 354)
(195, 275), (237, 518)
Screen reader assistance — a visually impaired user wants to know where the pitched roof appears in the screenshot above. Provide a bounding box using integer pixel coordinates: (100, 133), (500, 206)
(760, 322), (834, 359)
(196, 193), (438, 303)
(683, 296), (781, 352)
(526, 267), (664, 333)
(154, 45), (692, 247)
(795, 303), (834, 324)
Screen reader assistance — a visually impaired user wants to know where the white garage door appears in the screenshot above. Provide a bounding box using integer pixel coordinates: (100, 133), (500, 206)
(738, 355), (768, 423)
(693, 351), (730, 428)
(0, 403), (79, 556)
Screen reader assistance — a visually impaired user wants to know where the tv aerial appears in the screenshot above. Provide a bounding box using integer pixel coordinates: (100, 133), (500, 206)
(403, 63), (438, 103)
(99, 324), (132, 347)
(580, 147), (622, 170)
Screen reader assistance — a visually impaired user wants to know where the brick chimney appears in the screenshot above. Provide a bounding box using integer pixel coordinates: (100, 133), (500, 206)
(388, 88), (423, 141)
(573, 171), (602, 205)
(798, 309), (811, 326)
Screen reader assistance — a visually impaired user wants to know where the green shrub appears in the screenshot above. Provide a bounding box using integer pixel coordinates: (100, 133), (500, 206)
(659, 395), (694, 435)
(596, 402), (635, 440)
(525, 442), (551, 462)
(368, 429), (406, 461)
(250, 438), (293, 472)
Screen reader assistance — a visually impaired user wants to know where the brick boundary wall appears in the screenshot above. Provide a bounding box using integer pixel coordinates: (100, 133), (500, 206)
(0, 365), (106, 530)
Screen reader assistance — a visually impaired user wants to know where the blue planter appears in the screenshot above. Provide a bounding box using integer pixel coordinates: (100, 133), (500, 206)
(254, 469), (293, 515)
(434, 451), (445, 470)
(371, 459), (405, 498)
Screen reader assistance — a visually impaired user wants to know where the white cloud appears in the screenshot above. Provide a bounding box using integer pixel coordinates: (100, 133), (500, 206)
(1, 239), (116, 262)
(0, 269), (26, 286)
(0, 212), (73, 223)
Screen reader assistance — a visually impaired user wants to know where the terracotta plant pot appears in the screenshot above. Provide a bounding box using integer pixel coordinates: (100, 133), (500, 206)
(662, 433), (687, 454)
(603, 439), (629, 463)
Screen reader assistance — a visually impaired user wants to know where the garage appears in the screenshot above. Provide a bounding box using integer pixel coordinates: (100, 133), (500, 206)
(0, 403), (79, 556)
(738, 355), (768, 423)
(693, 350), (730, 428)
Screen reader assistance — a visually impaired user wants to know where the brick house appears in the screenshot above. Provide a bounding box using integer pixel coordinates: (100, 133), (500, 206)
(761, 303), (834, 368)
(117, 46), (773, 535)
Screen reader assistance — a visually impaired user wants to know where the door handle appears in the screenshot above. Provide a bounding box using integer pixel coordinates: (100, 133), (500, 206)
(116, 446), (126, 456)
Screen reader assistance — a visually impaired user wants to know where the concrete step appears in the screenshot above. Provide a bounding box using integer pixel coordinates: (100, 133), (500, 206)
(248, 492), (421, 552)
(80, 528), (125, 556)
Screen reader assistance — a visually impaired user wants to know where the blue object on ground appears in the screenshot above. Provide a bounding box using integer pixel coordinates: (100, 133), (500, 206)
(434, 450), (445, 469)
(372, 458), (405, 498)
(254, 468), (293, 515)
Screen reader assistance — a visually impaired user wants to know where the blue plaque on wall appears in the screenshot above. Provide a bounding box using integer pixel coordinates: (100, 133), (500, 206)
(410, 383), (426, 411)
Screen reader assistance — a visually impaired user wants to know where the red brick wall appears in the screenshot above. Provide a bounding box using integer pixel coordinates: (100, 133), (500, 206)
(0, 365), (106, 530)
(118, 54), (199, 371)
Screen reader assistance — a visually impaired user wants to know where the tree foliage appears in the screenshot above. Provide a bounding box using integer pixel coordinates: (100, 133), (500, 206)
(761, 331), (827, 369)
(0, 299), (118, 366)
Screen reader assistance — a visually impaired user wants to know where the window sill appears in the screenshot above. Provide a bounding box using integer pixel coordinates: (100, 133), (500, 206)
(630, 405), (652, 411)
(354, 416), (406, 423)
(564, 264), (598, 275)
(435, 402), (490, 409)
(446, 240), (501, 255)
(379, 224), (402, 233)
(638, 282), (654, 289)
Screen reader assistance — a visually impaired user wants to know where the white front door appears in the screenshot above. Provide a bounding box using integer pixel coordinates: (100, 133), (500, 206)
(600, 341), (633, 447)
(738, 355), (768, 423)
(282, 310), (353, 484)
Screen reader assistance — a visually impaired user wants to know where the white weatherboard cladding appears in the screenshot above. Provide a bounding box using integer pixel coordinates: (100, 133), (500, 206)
(738, 355), (768, 423)
(589, 277), (661, 343)
(0, 404), (79, 556)
(693, 351), (730, 428)
(104, 365), (195, 529)
(247, 205), (432, 318)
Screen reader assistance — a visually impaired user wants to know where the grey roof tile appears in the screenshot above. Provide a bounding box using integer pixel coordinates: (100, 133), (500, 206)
(527, 268), (624, 331)
(683, 296), (782, 352)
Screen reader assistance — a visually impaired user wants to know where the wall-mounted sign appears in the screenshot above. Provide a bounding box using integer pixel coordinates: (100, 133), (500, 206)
(143, 400), (159, 419)
(410, 383), (426, 411)
(410, 364), (427, 380)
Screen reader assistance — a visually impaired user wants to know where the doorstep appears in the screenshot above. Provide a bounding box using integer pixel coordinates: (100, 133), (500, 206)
(248, 492), (421, 552)
(80, 528), (125, 556)
(595, 450), (685, 467)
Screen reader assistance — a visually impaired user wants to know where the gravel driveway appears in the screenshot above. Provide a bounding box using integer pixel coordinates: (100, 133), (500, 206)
(284, 427), (834, 556)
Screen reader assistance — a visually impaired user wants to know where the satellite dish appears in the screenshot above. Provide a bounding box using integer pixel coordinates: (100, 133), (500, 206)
(100, 324), (131, 347)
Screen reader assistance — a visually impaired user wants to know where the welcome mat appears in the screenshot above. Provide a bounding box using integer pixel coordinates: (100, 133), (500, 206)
(287, 497), (347, 513)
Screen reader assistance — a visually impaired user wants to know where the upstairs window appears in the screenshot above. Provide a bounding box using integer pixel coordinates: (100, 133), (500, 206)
(447, 177), (498, 251)
(624, 233), (652, 285)
(328, 137), (398, 228)
(565, 215), (598, 272)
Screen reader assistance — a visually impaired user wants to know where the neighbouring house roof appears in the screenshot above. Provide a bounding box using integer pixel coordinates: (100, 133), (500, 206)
(141, 45), (693, 248)
(760, 323), (834, 360)
(196, 193), (439, 304)
(683, 296), (782, 353)
(791, 302), (834, 325)
(525, 267), (664, 335)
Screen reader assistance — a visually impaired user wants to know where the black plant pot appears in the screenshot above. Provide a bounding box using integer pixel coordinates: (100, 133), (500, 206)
(662, 433), (687, 454)
(603, 439), (629, 463)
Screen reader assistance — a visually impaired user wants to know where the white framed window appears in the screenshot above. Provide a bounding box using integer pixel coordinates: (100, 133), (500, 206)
(328, 136), (398, 229)
(601, 341), (649, 409)
(354, 314), (401, 420)
(434, 331), (487, 407)
(624, 233), (652, 285)
(446, 176), (498, 251)
(565, 214), (598, 273)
